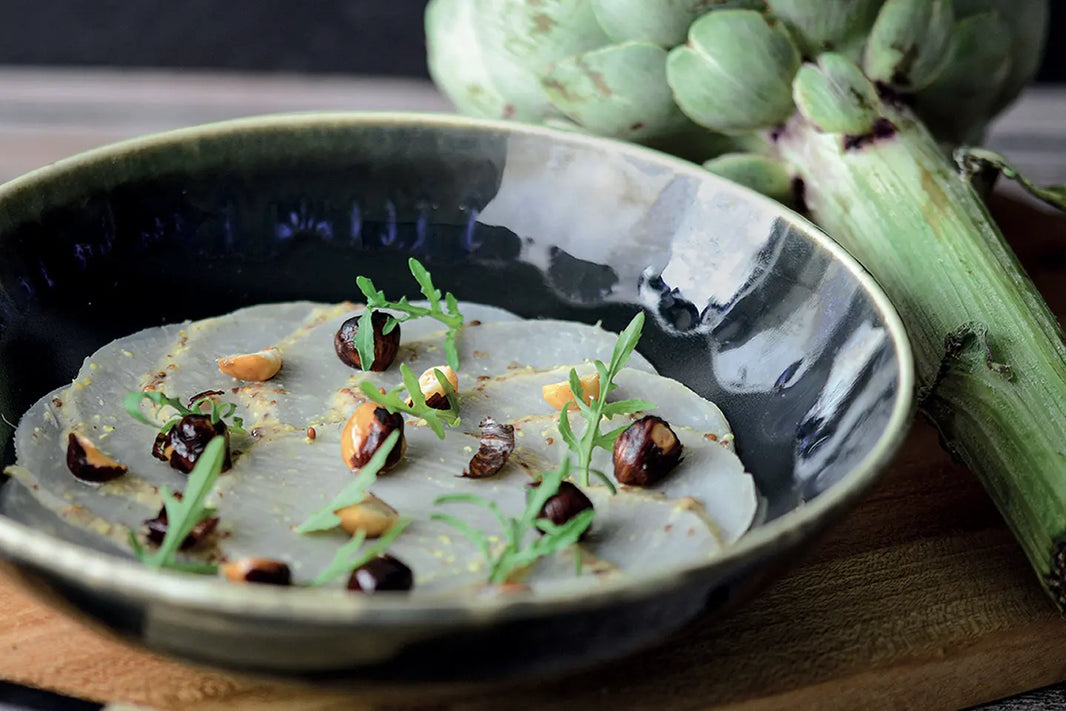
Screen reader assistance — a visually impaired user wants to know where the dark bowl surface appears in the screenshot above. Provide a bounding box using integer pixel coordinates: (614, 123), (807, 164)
(0, 112), (913, 679)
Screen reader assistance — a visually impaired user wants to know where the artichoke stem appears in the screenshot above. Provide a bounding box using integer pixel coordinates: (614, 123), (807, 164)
(773, 106), (1066, 608)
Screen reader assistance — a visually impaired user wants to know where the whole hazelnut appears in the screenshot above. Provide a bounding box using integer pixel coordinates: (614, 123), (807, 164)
(221, 558), (292, 586)
(334, 311), (400, 371)
(612, 415), (683, 486)
(347, 554), (413, 594)
(341, 402), (406, 471)
(161, 414), (232, 474)
(536, 481), (593, 540)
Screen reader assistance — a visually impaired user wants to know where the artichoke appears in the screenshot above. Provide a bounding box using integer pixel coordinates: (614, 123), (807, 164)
(425, 0), (1066, 607)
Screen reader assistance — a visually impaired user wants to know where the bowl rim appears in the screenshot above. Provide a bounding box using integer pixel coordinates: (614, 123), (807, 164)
(0, 110), (915, 625)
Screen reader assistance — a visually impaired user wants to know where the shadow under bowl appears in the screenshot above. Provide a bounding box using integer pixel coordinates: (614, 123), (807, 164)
(0, 112), (913, 680)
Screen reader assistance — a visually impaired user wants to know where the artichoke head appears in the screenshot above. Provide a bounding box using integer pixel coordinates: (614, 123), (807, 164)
(426, 0), (1048, 160)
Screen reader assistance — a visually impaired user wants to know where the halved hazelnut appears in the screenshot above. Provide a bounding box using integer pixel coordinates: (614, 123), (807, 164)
(217, 347), (282, 382)
(340, 402), (406, 471)
(537, 481), (593, 539)
(462, 417), (515, 479)
(161, 414), (232, 474)
(613, 415), (683, 486)
(542, 373), (600, 411)
(414, 365), (458, 410)
(347, 554), (413, 594)
(334, 311), (400, 371)
(335, 494), (399, 537)
(66, 433), (127, 483)
(221, 558), (291, 586)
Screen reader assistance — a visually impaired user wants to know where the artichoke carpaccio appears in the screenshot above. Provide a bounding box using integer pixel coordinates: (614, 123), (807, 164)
(3, 301), (757, 593)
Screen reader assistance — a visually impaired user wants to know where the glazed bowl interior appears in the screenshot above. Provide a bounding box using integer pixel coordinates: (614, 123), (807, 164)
(0, 113), (913, 678)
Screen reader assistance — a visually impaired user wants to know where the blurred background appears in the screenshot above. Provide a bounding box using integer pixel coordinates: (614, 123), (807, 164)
(0, 0), (1060, 82)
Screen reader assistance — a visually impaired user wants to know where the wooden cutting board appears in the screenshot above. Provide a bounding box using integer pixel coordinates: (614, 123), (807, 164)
(2, 195), (1065, 711)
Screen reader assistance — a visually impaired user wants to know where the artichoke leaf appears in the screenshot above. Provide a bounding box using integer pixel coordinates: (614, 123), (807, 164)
(543, 42), (694, 140)
(591, 0), (764, 47)
(703, 153), (797, 207)
(666, 10), (801, 134)
(452, 0), (612, 122)
(863, 0), (954, 92)
(765, 0), (883, 60)
(793, 53), (880, 136)
(426, 0), (514, 119)
(955, 147), (1066, 213)
(912, 12), (1012, 145)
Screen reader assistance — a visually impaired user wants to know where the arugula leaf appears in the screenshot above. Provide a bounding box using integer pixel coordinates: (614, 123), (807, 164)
(560, 312), (654, 489)
(129, 435), (226, 573)
(295, 430), (400, 533)
(354, 258), (464, 370)
(309, 517), (411, 586)
(434, 456), (593, 585)
(124, 391), (246, 436)
(359, 363), (460, 439)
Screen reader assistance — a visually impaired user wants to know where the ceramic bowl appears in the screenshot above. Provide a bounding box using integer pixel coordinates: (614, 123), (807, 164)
(0, 113), (913, 679)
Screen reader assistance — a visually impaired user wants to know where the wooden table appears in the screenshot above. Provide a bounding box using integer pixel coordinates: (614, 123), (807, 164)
(1, 69), (1066, 711)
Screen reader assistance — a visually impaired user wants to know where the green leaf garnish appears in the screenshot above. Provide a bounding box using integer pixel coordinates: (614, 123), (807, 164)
(129, 435), (226, 574)
(560, 313), (654, 489)
(124, 390), (247, 436)
(433, 456), (593, 585)
(309, 517), (412, 586)
(359, 363), (460, 440)
(295, 430), (401, 533)
(354, 258), (464, 370)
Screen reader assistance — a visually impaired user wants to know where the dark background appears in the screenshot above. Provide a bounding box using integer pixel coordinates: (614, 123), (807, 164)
(0, 0), (1060, 82)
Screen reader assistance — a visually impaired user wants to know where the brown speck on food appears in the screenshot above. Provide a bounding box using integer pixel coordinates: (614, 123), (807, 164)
(250, 428), (263, 439)
(477, 375), (490, 382)
(231, 387), (240, 394)
(502, 103), (516, 119)
(306, 426), (317, 440)
(52, 398), (63, 408)
(473, 350), (488, 359)
(545, 437), (554, 445)
(166, 363), (177, 370)
(665, 523), (673, 532)
(704, 433), (719, 441)
(687, 528), (695, 537)
(469, 320), (482, 326)
(507, 361), (521, 370)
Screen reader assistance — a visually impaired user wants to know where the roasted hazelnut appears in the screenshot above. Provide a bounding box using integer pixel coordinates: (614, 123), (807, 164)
(537, 481), (594, 537)
(346, 554), (413, 594)
(334, 311), (400, 371)
(613, 415), (683, 486)
(221, 558), (292, 586)
(341, 402), (406, 471)
(413, 365), (459, 410)
(217, 347), (282, 382)
(66, 432), (127, 483)
(462, 417), (515, 479)
(335, 494), (399, 537)
(542, 373), (600, 411)
(161, 414), (232, 474)
(144, 494), (219, 550)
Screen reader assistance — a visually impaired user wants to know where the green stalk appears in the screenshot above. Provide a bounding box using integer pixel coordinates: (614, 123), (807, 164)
(774, 104), (1066, 605)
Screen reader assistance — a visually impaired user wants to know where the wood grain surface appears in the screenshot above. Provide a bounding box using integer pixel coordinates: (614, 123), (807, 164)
(1, 70), (1065, 711)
